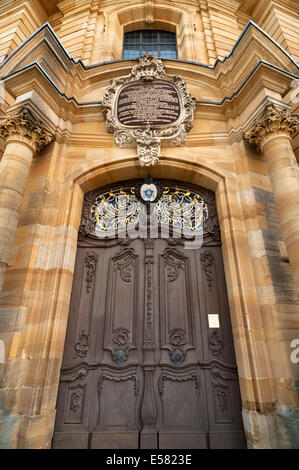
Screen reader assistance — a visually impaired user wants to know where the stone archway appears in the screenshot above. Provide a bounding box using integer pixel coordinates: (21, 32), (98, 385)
(39, 154), (267, 447)
(7, 155), (267, 449)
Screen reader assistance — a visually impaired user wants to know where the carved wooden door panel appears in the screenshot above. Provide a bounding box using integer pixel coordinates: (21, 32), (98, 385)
(52, 181), (246, 449)
(148, 238), (210, 449)
(143, 239), (245, 449)
(53, 237), (245, 449)
(53, 239), (145, 449)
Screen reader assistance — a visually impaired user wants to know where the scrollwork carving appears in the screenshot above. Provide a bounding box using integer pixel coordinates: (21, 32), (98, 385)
(78, 191), (97, 239)
(169, 328), (187, 347)
(136, 134), (160, 167)
(208, 331), (224, 356)
(111, 327), (130, 364)
(214, 386), (228, 412)
(114, 249), (135, 282)
(158, 372), (200, 396)
(61, 367), (88, 382)
(211, 366), (235, 381)
(98, 373), (139, 396)
(102, 53), (196, 167)
(168, 328), (187, 365)
(200, 251), (214, 290)
(85, 251), (98, 292)
(163, 249), (185, 282)
(145, 259), (153, 330)
(74, 331), (91, 358)
(70, 391), (82, 412)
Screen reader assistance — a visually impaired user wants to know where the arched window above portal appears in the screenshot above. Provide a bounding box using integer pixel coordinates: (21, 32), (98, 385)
(122, 30), (178, 60)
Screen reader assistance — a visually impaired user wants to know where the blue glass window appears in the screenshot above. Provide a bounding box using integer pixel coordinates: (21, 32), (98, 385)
(123, 30), (177, 60)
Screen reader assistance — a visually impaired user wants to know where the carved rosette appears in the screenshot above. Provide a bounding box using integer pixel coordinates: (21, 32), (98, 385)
(168, 328), (187, 365)
(0, 107), (55, 152)
(244, 104), (299, 151)
(102, 53), (196, 167)
(111, 327), (131, 364)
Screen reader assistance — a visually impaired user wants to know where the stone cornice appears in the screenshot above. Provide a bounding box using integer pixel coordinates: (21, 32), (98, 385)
(0, 107), (55, 152)
(0, 21), (297, 101)
(244, 104), (299, 151)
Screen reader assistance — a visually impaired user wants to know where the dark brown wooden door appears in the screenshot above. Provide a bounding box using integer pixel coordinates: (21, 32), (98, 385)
(53, 234), (246, 449)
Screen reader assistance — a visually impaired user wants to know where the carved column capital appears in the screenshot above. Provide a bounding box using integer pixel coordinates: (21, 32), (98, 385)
(244, 104), (299, 151)
(0, 107), (55, 153)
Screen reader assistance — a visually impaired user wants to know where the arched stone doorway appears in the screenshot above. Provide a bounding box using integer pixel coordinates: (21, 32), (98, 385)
(52, 178), (246, 449)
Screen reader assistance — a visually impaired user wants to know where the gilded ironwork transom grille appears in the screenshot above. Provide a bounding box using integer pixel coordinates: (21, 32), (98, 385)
(89, 184), (208, 236)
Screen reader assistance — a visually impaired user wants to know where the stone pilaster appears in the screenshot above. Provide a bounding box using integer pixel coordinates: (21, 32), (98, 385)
(244, 104), (299, 295)
(0, 107), (54, 292)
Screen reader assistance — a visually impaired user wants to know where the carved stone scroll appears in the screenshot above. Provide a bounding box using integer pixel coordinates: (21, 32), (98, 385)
(102, 53), (196, 167)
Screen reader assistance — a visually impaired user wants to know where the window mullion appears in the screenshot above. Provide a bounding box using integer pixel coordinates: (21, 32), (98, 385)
(123, 30), (177, 60)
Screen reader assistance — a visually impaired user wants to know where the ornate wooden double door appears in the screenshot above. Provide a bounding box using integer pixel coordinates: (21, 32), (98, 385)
(53, 182), (246, 449)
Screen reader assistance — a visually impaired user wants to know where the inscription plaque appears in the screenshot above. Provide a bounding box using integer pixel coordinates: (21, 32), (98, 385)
(102, 53), (195, 167)
(116, 82), (181, 128)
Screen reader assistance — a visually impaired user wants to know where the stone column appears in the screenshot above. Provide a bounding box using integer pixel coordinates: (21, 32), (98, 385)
(0, 107), (54, 292)
(244, 104), (299, 294)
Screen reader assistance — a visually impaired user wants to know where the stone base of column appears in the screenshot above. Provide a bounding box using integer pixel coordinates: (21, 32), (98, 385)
(0, 261), (7, 293)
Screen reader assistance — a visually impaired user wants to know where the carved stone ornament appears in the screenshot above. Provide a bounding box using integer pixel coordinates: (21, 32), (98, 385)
(0, 107), (55, 152)
(102, 53), (196, 167)
(244, 104), (299, 151)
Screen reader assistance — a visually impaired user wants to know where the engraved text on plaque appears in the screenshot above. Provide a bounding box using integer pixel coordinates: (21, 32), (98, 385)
(116, 81), (181, 128)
